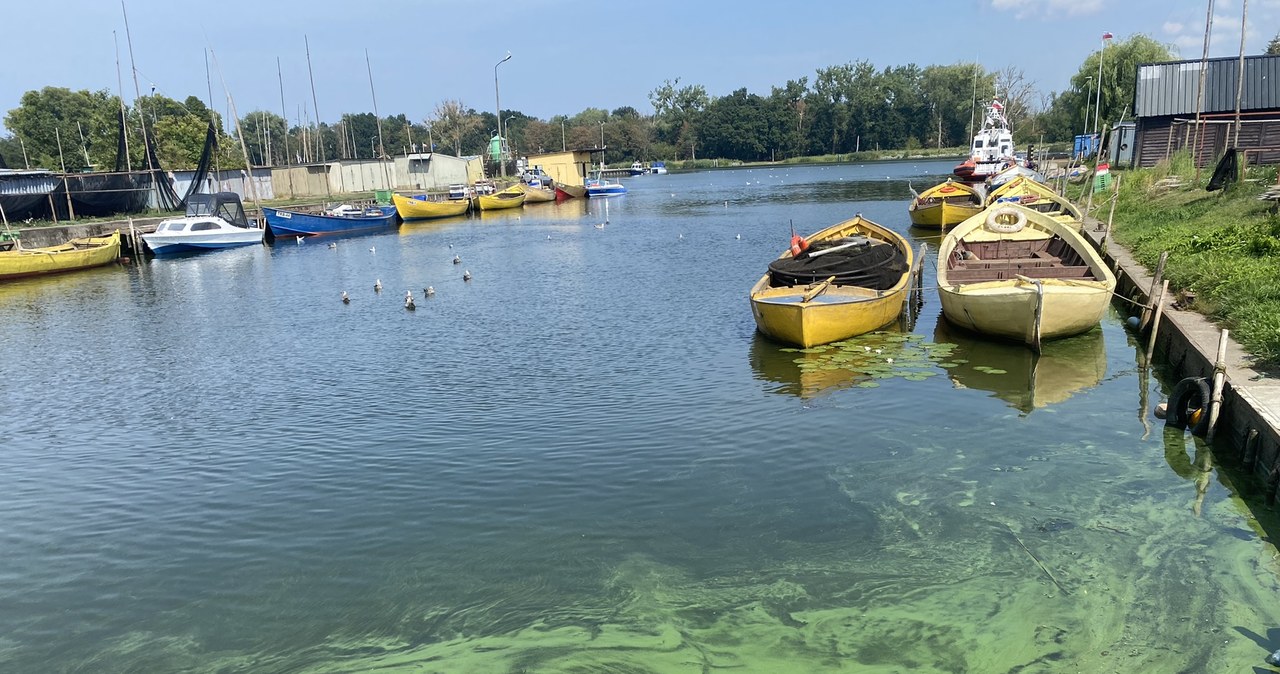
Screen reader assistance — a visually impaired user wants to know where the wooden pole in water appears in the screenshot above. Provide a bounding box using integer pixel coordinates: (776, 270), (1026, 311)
(1145, 279), (1169, 362)
(1206, 328), (1230, 443)
(1139, 251), (1168, 331)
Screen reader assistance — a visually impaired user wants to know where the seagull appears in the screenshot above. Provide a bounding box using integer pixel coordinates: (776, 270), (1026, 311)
(369, 246), (376, 254)
(448, 243), (453, 249)
(678, 233), (684, 240)
(374, 279), (383, 292)
(462, 270), (472, 281)
(296, 236), (304, 244)
(453, 254), (461, 264)
(886, 357), (894, 364)
(341, 291), (350, 304)
(424, 286), (435, 297)
(546, 235), (551, 240)
(594, 222), (605, 230)
(735, 234), (741, 240)
(405, 291), (416, 310)
(328, 242), (337, 249)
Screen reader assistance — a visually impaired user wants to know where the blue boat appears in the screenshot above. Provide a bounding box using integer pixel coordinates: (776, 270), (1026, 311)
(262, 204), (397, 238)
(585, 175), (627, 198)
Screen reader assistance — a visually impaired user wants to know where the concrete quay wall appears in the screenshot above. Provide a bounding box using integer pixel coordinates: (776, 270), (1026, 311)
(1085, 223), (1280, 491)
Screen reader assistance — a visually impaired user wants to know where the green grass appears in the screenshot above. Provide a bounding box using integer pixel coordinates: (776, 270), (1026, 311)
(1109, 153), (1280, 368)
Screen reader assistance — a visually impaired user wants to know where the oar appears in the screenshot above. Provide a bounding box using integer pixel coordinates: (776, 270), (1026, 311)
(802, 276), (837, 303)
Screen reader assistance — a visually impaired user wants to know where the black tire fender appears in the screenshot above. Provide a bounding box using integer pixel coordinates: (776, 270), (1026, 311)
(1167, 376), (1212, 437)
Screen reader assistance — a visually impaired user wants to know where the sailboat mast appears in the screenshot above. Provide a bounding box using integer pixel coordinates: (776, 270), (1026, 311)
(304, 35), (331, 197)
(113, 31), (132, 171)
(366, 49), (390, 188)
(209, 49), (262, 210)
(120, 1), (154, 174)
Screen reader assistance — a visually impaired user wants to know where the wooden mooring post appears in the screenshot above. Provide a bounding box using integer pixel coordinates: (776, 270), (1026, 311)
(1144, 279), (1170, 363)
(1206, 328), (1230, 444)
(1139, 251), (1169, 331)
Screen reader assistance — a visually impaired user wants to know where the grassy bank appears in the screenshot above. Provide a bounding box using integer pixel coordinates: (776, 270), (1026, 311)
(1109, 153), (1280, 368)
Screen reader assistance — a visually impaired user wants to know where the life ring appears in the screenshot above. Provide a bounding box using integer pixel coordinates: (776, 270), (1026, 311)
(985, 206), (1026, 233)
(1166, 376), (1211, 437)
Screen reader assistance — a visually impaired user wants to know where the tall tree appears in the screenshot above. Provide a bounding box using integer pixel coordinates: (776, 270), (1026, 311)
(427, 100), (480, 156)
(1051, 34), (1176, 139)
(1267, 31), (1280, 55)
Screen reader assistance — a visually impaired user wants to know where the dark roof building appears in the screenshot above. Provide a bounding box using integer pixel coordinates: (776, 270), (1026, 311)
(1131, 53), (1280, 167)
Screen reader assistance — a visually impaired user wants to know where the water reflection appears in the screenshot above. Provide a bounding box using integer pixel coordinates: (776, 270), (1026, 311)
(748, 333), (870, 398)
(934, 319), (1106, 414)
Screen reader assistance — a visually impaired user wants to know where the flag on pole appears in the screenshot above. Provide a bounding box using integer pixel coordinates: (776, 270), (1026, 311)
(991, 100), (1004, 111)
(1102, 31), (1114, 40)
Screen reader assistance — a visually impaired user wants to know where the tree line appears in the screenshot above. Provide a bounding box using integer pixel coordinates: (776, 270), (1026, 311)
(1, 35), (1176, 173)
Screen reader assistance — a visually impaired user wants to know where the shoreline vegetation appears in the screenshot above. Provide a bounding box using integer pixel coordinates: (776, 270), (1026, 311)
(1105, 152), (1280, 369)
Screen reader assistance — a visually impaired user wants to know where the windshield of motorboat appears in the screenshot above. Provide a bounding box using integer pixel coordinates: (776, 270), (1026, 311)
(186, 194), (217, 218)
(158, 220), (189, 232)
(217, 199), (249, 228)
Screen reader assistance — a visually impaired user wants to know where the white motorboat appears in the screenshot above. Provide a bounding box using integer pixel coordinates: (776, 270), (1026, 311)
(143, 192), (264, 256)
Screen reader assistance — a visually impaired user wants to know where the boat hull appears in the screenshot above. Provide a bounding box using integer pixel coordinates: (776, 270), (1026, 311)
(936, 204), (1115, 347)
(476, 191), (526, 211)
(144, 231), (264, 256)
(749, 216), (913, 348)
(262, 206), (397, 237)
(586, 184), (627, 197)
(516, 185), (555, 203)
(908, 179), (984, 228)
(392, 193), (470, 220)
(0, 230), (121, 280)
(554, 183), (587, 199)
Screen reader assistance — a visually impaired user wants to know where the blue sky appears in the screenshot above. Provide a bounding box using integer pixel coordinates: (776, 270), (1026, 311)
(1, 0), (1276, 135)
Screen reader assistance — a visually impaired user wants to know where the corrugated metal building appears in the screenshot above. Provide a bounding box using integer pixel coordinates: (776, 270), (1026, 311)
(1133, 54), (1280, 167)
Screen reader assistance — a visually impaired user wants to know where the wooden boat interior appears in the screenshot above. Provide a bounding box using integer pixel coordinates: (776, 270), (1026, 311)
(945, 237), (1098, 283)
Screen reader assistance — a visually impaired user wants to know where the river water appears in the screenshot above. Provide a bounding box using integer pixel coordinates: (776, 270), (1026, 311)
(3, 160), (1279, 673)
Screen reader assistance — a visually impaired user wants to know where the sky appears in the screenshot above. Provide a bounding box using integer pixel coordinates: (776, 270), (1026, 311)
(2, 0), (1278, 135)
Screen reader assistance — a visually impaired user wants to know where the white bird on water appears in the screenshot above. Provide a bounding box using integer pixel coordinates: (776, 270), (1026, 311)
(424, 286), (435, 297)
(405, 291), (416, 310)
(735, 234), (741, 240)
(374, 279), (383, 292)
(295, 236), (304, 244)
(594, 222), (605, 230)
(453, 254), (461, 264)
(462, 270), (472, 281)
(328, 242), (337, 249)
(341, 291), (350, 304)
(369, 246), (376, 254)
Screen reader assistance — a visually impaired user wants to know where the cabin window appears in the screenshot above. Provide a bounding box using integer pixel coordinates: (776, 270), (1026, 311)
(162, 222), (187, 232)
(191, 222), (220, 231)
(974, 140), (984, 149)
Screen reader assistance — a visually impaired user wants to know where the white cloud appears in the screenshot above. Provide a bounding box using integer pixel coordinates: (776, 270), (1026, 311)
(1163, 21), (1184, 35)
(990, 0), (1102, 19)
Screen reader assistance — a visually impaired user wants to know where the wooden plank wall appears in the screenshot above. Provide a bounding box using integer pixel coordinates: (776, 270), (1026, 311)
(1136, 114), (1280, 167)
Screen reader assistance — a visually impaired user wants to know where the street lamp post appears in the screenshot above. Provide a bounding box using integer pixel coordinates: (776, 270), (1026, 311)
(494, 51), (512, 177)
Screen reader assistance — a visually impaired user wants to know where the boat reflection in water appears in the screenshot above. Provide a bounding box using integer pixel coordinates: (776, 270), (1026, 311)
(934, 318), (1106, 414)
(748, 334), (870, 399)
(749, 328), (943, 399)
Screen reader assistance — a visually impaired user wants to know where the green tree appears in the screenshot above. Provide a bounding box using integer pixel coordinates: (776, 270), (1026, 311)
(428, 100), (482, 157)
(1051, 34), (1176, 141)
(1267, 31), (1280, 55)
(4, 87), (120, 170)
(648, 78), (708, 159)
(700, 88), (770, 160)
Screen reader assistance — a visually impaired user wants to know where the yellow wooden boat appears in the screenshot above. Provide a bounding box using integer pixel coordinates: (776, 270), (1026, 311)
(986, 176), (1083, 226)
(749, 215), (914, 348)
(476, 186), (526, 211)
(0, 230), (121, 281)
(937, 204), (1115, 350)
(514, 183), (555, 203)
(907, 179), (983, 228)
(392, 193), (469, 220)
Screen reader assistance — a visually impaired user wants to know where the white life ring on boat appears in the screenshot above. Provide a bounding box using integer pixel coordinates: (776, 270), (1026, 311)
(985, 206), (1026, 233)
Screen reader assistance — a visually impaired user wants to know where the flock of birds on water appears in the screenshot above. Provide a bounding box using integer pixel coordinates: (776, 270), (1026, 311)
(321, 240), (471, 311)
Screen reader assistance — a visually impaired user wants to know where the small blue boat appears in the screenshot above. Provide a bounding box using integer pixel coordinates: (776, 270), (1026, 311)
(262, 204), (397, 238)
(585, 175), (627, 198)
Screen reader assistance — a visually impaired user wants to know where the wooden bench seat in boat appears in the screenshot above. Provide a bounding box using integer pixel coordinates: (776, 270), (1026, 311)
(945, 265), (1094, 283)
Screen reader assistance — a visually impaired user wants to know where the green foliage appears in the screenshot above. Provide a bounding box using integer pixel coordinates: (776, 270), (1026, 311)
(1045, 35), (1176, 142)
(1112, 163), (1280, 367)
(1268, 31), (1280, 56)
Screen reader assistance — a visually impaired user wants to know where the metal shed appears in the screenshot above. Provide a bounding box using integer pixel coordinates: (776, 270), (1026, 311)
(1133, 54), (1280, 167)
